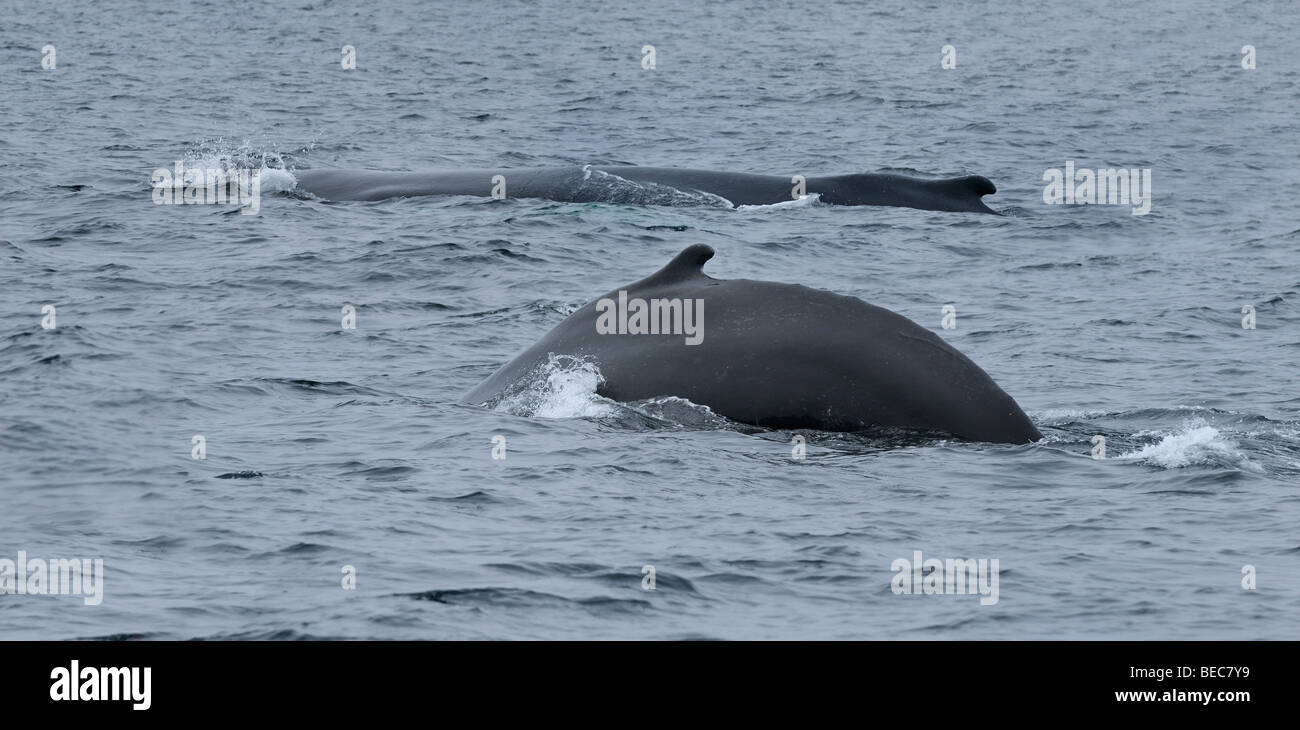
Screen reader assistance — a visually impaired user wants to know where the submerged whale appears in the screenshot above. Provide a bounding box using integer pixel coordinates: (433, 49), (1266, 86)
(294, 165), (999, 213)
(462, 244), (1041, 444)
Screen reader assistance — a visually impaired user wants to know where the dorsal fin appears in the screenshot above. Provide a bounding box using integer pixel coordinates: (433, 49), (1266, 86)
(644, 244), (715, 285)
(938, 174), (999, 214)
(957, 175), (996, 196)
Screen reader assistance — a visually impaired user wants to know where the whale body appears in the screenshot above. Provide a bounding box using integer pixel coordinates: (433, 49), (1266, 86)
(462, 244), (1041, 444)
(294, 165), (999, 214)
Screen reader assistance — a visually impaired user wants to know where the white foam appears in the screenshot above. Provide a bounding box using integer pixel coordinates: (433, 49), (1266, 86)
(154, 138), (299, 194)
(736, 193), (822, 211)
(258, 168), (298, 193)
(1117, 418), (1260, 471)
(625, 395), (732, 428)
(491, 354), (617, 419)
(1029, 408), (1109, 423)
(579, 167), (734, 208)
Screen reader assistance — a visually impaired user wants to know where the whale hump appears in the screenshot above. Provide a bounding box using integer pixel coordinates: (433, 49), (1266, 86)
(644, 244), (715, 285)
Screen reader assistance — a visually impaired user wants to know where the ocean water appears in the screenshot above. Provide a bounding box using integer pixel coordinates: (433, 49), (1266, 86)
(2, 0), (1298, 640)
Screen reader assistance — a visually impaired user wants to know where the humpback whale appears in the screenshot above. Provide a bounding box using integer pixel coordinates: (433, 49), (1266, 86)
(294, 166), (999, 213)
(462, 245), (1041, 444)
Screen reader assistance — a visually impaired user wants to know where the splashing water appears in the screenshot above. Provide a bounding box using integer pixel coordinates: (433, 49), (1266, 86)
(153, 138), (301, 194)
(488, 354), (617, 419)
(1118, 418), (1261, 471)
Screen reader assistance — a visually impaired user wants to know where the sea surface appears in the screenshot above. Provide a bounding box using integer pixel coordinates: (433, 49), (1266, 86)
(2, 0), (1298, 639)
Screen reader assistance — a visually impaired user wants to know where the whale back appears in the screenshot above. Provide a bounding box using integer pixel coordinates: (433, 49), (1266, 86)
(294, 166), (1001, 213)
(462, 245), (1040, 443)
(810, 173), (999, 213)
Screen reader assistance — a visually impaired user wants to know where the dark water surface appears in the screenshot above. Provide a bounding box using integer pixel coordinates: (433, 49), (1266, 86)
(2, 0), (1298, 639)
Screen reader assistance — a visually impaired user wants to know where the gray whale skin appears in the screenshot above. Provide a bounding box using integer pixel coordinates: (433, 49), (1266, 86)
(462, 244), (1042, 444)
(294, 165), (999, 214)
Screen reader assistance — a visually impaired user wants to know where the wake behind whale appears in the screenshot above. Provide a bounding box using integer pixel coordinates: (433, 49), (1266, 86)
(294, 165), (1000, 213)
